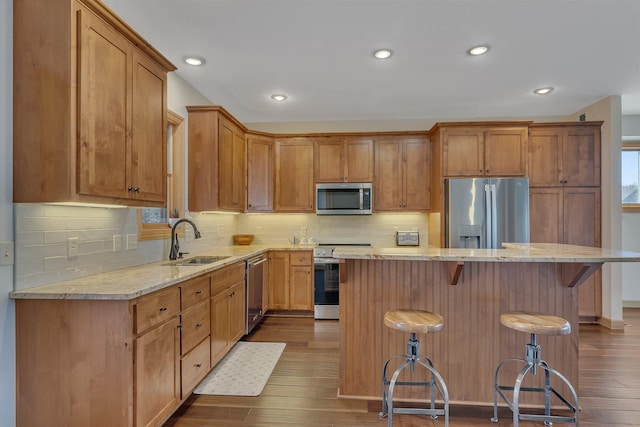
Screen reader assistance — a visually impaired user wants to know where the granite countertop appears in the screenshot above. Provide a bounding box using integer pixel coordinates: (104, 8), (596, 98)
(332, 243), (640, 263)
(10, 244), (315, 301)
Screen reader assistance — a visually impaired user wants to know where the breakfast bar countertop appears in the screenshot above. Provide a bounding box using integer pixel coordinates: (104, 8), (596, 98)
(331, 242), (640, 263)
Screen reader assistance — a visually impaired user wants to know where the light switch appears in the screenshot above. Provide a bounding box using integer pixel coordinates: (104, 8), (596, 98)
(0, 242), (14, 266)
(67, 237), (79, 258)
(126, 234), (138, 250)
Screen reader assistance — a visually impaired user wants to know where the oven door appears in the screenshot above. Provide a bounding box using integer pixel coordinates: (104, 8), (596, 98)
(313, 258), (340, 319)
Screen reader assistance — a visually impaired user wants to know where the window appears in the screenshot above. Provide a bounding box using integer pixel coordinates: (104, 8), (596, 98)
(138, 110), (186, 240)
(622, 140), (640, 212)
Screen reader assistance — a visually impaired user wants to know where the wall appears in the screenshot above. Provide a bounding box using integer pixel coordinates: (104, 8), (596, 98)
(0, 0), (15, 424)
(569, 96), (623, 327)
(237, 213), (429, 246)
(622, 113), (640, 305)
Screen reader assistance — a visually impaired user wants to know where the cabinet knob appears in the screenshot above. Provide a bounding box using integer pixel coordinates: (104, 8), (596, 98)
(195, 363), (202, 368)
(128, 186), (133, 192)
(159, 307), (167, 312)
(133, 187), (140, 193)
(196, 323), (203, 328)
(195, 290), (202, 295)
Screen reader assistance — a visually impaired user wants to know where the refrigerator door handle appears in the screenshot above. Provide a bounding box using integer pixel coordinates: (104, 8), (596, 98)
(490, 184), (498, 249)
(485, 184), (492, 248)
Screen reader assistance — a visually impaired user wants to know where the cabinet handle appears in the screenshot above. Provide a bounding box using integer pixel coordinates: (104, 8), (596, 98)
(133, 187), (140, 193)
(128, 186), (133, 192)
(196, 323), (202, 328)
(195, 363), (202, 368)
(195, 290), (202, 295)
(159, 307), (167, 312)
(486, 169), (490, 173)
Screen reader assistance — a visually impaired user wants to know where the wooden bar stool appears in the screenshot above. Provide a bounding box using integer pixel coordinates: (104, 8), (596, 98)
(491, 312), (579, 427)
(380, 309), (449, 427)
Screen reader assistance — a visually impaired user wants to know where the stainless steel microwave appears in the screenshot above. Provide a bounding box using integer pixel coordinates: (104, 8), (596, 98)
(316, 183), (372, 215)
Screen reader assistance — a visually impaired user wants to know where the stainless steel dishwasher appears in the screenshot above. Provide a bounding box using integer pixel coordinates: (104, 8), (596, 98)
(246, 255), (267, 334)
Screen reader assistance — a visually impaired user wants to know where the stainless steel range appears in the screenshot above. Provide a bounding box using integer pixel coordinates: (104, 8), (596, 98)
(313, 243), (370, 320)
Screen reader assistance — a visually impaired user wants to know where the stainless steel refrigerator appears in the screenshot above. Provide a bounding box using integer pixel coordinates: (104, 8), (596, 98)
(444, 178), (530, 248)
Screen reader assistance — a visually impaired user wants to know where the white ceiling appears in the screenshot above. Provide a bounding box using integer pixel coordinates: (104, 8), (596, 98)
(103, 0), (640, 124)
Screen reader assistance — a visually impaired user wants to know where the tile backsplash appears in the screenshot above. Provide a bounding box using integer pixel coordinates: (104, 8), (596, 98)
(14, 205), (429, 290)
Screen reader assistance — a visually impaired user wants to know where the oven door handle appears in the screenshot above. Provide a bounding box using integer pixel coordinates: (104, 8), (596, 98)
(314, 258), (339, 265)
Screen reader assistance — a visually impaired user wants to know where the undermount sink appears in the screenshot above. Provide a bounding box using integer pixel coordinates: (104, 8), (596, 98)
(162, 255), (229, 266)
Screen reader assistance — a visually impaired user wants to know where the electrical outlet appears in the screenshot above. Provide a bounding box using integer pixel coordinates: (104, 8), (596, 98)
(126, 234), (137, 250)
(256, 226), (262, 235)
(301, 226), (308, 236)
(113, 235), (122, 252)
(67, 237), (79, 258)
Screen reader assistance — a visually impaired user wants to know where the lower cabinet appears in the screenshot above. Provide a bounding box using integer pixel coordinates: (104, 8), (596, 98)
(210, 262), (246, 366)
(269, 250), (313, 311)
(15, 261), (247, 427)
(530, 187), (602, 320)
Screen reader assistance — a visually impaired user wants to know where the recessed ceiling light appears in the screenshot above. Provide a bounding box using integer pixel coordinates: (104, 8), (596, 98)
(271, 94), (288, 101)
(533, 87), (554, 95)
(468, 45), (489, 56)
(373, 49), (393, 59)
(184, 56), (205, 66)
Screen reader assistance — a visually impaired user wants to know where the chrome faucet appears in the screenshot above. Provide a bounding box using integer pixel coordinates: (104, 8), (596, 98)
(169, 218), (202, 260)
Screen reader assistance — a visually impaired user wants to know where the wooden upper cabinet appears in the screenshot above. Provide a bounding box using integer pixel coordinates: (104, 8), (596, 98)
(247, 134), (274, 212)
(374, 137), (430, 212)
(442, 126), (527, 177)
(442, 128), (484, 177)
(187, 107), (246, 212)
(314, 138), (374, 182)
(484, 127), (527, 176)
(528, 123), (601, 187)
(274, 138), (315, 212)
(13, 0), (175, 206)
(218, 117), (246, 211)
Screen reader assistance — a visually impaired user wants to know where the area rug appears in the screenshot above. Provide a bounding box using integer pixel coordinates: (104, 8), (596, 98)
(194, 342), (286, 396)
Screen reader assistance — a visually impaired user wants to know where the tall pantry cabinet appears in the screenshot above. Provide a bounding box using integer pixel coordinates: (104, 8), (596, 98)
(528, 122), (602, 321)
(13, 0), (176, 207)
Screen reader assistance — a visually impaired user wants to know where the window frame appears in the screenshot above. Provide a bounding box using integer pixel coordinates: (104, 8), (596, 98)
(138, 110), (186, 240)
(622, 140), (640, 212)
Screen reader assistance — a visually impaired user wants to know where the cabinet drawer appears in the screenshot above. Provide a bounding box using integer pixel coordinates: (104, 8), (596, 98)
(211, 262), (245, 295)
(135, 287), (180, 334)
(181, 336), (211, 398)
(181, 299), (211, 355)
(181, 275), (211, 310)
(290, 251), (312, 266)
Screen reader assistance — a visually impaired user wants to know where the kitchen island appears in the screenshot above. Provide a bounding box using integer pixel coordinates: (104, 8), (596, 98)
(332, 243), (640, 408)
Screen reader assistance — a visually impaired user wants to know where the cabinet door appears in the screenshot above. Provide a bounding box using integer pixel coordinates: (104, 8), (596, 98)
(344, 139), (374, 182)
(77, 9), (132, 200)
(131, 50), (167, 203)
(218, 118), (245, 211)
(563, 188), (601, 319)
(262, 259), (270, 313)
(529, 188), (563, 243)
(374, 140), (403, 211)
(275, 139), (314, 212)
(210, 290), (230, 366)
(135, 317), (180, 427)
(563, 126), (600, 187)
(403, 138), (430, 211)
(247, 136), (274, 212)
(528, 127), (563, 187)
(315, 139), (344, 182)
(229, 280), (246, 342)
(484, 127), (527, 176)
(442, 129), (484, 176)
(269, 252), (290, 309)
(289, 265), (313, 310)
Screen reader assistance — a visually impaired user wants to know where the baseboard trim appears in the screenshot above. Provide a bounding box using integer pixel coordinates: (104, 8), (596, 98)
(623, 300), (640, 308)
(598, 316), (625, 330)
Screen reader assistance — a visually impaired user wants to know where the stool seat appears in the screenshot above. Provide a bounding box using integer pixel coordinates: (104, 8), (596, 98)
(500, 311), (571, 336)
(384, 309), (444, 334)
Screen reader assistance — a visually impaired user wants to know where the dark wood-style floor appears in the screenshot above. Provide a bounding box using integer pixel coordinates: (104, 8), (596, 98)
(165, 309), (640, 427)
